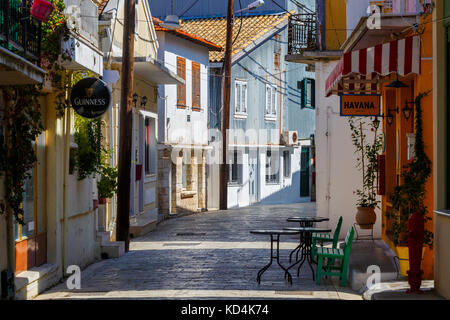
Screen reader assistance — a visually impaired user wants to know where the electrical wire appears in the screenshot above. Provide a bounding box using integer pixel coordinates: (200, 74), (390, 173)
(232, 0), (244, 46)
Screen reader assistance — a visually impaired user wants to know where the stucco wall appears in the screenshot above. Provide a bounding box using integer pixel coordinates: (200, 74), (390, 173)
(434, 212), (450, 299)
(157, 32), (209, 146)
(315, 61), (382, 239)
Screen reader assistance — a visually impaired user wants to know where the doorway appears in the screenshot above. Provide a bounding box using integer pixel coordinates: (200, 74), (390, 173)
(300, 147), (310, 197)
(249, 154), (258, 204)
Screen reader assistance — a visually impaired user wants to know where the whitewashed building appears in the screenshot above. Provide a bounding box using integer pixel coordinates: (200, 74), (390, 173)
(153, 18), (222, 215)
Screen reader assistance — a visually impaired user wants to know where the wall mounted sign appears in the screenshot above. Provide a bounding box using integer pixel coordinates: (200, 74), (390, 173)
(70, 77), (111, 119)
(340, 94), (381, 117)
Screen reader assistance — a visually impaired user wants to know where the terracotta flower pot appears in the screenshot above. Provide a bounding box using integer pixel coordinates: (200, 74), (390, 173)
(356, 206), (376, 229)
(98, 197), (108, 205)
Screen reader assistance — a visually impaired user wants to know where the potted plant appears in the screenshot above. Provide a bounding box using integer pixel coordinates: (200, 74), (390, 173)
(348, 117), (383, 229)
(386, 91), (433, 292)
(97, 163), (118, 204)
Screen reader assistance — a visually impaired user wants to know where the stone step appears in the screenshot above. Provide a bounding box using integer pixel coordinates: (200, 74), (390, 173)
(96, 231), (111, 246)
(343, 240), (399, 293)
(101, 241), (125, 259)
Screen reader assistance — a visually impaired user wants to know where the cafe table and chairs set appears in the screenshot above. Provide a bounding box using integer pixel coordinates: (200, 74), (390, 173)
(250, 215), (354, 286)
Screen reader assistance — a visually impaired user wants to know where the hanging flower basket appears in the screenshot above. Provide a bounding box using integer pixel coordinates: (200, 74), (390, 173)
(31, 0), (55, 23)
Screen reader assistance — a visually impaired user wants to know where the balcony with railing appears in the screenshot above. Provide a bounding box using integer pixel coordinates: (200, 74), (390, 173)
(287, 13), (319, 56)
(0, 0), (46, 84)
(0, 0), (41, 61)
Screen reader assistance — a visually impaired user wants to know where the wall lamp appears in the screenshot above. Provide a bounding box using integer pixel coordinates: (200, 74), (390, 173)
(132, 93), (139, 108)
(372, 116), (381, 130)
(403, 100), (414, 121)
(383, 102), (413, 126)
(140, 96), (148, 108)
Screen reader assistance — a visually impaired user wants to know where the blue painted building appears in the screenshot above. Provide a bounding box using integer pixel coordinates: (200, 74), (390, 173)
(149, 0), (316, 207)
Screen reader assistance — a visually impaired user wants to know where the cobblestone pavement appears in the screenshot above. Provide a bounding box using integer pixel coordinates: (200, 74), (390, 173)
(36, 202), (362, 300)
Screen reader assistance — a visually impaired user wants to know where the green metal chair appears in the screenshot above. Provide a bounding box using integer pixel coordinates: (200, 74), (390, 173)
(312, 216), (343, 259)
(315, 226), (355, 287)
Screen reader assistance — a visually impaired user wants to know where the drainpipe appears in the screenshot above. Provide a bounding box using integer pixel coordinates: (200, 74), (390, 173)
(326, 106), (332, 219)
(62, 73), (72, 276)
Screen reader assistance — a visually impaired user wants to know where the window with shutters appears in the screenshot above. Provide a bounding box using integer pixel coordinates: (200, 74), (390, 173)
(301, 78), (315, 109)
(234, 80), (247, 117)
(192, 61), (201, 111)
(265, 84), (277, 121)
(177, 56), (186, 108)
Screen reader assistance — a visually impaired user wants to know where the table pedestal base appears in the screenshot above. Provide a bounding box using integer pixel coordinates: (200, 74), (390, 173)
(257, 235), (293, 285)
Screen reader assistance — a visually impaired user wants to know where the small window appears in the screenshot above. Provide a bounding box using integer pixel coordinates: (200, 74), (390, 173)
(235, 80), (247, 115)
(265, 150), (279, 183)
(265, 84), (277, 119)
(192, 62), (201, 111)
(283, 150), (291, 178)
(177, 56), (186, 108)
(229, 150), (242, 184)
(301, 78), (315, 109)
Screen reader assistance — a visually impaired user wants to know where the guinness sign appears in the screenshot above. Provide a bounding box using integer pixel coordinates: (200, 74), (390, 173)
(70, 77), (111, 118)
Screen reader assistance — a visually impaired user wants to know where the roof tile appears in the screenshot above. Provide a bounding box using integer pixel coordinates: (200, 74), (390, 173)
(180, 13), (291, 62)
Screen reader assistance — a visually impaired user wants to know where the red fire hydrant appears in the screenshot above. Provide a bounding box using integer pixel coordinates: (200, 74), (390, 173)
(407, 211), (425, 293)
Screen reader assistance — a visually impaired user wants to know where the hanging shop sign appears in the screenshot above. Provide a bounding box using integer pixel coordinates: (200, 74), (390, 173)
(340, 94), (381, 117)
(70, 77), (112, 119)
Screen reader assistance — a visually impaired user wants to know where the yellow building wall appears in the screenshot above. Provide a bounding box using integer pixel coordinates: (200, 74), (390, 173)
(325, 0), (347, 50)
(381, 15), (434, 280)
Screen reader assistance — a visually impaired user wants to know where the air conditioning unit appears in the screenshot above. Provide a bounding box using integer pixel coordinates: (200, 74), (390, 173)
(283, 131), (298, 146)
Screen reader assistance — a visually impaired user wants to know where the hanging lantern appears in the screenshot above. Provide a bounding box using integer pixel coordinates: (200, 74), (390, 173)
(31, 0), (55, 23)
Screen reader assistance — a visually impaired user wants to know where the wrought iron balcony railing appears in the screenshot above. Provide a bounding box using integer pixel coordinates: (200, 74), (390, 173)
(0, 0), (41, 61)
(287, 13), (319, 55)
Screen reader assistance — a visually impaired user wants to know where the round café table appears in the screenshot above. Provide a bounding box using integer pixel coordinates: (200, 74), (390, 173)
(284, 226), (332, 280)
(250, 229), (301, 285)
(286, 216), (329, 263)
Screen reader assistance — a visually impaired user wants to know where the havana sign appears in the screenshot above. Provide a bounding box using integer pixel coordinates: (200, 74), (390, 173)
(340, 94), (381, 117)
(70, 77), (112, 119)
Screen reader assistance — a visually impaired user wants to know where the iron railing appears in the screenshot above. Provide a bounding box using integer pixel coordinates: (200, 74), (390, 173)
(287, 13), (319, 55)
(0, 0), (41, 61)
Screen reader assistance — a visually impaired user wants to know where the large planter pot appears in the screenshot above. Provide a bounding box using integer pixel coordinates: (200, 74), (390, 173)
(355, 206), (376, 229)
(99, 197), (108, 205)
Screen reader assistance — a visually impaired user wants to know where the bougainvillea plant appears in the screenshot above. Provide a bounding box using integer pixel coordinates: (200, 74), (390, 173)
(0, 86), (43, 224)
(0, 1), (71, 223)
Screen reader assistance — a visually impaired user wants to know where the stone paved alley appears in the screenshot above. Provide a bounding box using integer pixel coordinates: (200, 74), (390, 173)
(36, 203), (361, 300)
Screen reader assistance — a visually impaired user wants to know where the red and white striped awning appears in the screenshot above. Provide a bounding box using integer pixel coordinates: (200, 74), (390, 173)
(325, 35), (421, 97)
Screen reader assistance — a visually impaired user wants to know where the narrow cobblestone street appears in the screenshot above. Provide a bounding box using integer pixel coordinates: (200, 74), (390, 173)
(36, 203), (362, 300)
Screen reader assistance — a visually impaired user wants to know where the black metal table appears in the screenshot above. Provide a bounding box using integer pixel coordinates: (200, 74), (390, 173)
(250, 229), (301, 285)
(284, 226), (332, 280)
(286, 216), (329, 263)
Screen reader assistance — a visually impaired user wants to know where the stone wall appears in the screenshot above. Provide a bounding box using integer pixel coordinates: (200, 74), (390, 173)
(157, 146), (207, 216)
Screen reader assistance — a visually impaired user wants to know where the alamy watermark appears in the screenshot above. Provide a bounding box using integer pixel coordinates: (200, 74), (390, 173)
(66, 265), (81, 290)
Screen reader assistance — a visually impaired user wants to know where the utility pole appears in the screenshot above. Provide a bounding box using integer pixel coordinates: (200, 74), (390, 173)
(220, 0), (233, 210)
(116, 0), (136, 252)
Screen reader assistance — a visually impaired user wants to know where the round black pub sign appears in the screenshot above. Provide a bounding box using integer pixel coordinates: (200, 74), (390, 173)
(70, 77), (112, 119)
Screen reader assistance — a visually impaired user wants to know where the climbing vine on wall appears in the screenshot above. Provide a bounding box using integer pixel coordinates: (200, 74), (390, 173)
(0, 1), (71, 223)
(0, 86), (43, 224)
(387, 91), (433, 248)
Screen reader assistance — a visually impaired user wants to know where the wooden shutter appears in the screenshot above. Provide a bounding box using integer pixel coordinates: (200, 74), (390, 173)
(177, 57), (186, 107)
(192, 62), (201, 110)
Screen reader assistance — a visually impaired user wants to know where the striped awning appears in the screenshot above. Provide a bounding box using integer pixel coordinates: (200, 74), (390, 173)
(325, 35), (421, 97)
